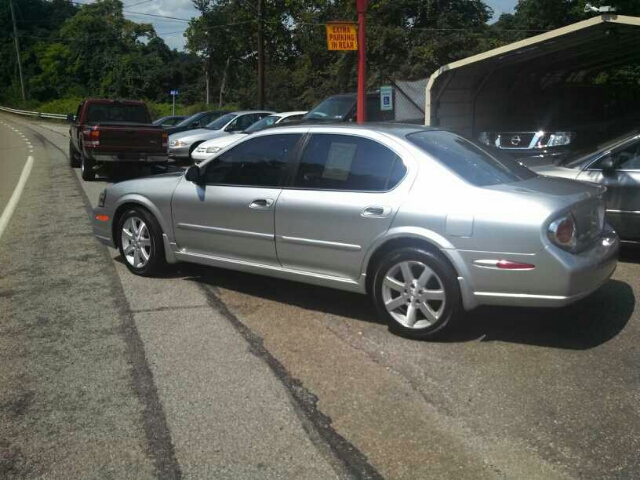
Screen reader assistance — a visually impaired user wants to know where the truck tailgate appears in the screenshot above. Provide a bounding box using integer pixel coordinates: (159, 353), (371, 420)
(97, 125), (165, 152)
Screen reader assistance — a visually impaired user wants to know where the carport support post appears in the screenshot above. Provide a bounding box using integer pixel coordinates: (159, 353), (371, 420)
(356, 0), (369, 124)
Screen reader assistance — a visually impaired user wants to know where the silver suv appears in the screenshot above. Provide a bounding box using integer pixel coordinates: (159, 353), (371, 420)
(92, 124), (618, 339)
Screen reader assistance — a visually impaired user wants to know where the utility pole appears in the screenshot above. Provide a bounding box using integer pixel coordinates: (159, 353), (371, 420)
(257, 0), (265, 109)
(9, 0), (26, 102)
(205, 68), (210, 105)
(356, 0), (369, 123)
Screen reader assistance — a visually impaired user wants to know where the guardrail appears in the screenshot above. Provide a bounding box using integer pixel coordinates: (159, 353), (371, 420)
(0, 105), (67, 120)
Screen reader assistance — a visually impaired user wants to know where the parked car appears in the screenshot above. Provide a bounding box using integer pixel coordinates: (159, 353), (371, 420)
(168, 110), (273, 162)
(477, 129), (575, 161)
(92, 124), (618, 339)
(164, 110), (230, 136)
(191, 111), (307, 162)
(531, 130), (640, 242)
(152, 115), (186, 127)
(68, 98), (168, 181)
(302, 92), (394, 122)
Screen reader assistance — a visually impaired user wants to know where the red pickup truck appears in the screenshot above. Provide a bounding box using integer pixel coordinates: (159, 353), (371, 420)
(68, 99), (168, 181)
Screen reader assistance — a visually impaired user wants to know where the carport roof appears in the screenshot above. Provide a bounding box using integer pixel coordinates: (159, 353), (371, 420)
(426, 14), (640, 122)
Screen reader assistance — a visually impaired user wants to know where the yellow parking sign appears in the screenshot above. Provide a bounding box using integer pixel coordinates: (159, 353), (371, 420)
(326, 22), (358, 51)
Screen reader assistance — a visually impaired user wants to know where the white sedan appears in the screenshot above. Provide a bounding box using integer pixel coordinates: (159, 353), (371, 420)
(191, 111), (307, 162)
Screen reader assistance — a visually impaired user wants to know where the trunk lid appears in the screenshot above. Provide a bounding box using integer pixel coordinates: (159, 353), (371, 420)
(488, 176), (606, 250)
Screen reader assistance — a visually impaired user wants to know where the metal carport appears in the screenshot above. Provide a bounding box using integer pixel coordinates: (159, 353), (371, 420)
(425, 15), (640, 139)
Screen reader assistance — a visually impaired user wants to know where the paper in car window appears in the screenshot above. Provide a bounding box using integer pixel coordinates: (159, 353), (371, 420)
(322, 142), (357, 181)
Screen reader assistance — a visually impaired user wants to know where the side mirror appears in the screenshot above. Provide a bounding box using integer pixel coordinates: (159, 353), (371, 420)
(190, 121), (200, 128)
(185, 165), (202, 183)
(600, 156), (616, 174)
(66, 113), (75, 123)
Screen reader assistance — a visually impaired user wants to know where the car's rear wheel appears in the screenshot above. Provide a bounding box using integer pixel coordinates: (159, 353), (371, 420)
(69, 140), (81, 168)
(372, 247), (461, 339)
(81, 153), (95, 181)
(117, 207), (166, 276)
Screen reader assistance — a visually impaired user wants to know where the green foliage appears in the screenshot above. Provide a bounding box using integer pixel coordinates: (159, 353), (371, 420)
(38, 97), (84, 114)
(2, 0), (639, 114)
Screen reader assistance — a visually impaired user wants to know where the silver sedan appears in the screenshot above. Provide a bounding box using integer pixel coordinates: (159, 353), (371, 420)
(92, 124), (619, 339)
(531, 130), (640, 241)
(168, 111), (274, 161)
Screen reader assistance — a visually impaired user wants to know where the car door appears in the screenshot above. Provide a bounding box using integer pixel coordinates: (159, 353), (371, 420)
(578, 138), (640, 239)
(275, 132), (410, 280)
(171, 133), (303, 264)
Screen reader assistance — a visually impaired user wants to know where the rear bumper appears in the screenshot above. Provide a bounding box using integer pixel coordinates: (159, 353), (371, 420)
(86, 150), (168, 163)
(457, 227), (619, 309)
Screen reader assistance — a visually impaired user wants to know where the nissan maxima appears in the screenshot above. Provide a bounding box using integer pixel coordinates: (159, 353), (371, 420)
(92, 124), (619, 339)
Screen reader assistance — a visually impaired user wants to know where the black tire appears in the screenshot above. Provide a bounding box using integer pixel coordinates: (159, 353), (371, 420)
(372, 247), (462, 339)
(81, 152), (95, 181)
(69, 140), (81, 168)
(117, 207), (166, 277)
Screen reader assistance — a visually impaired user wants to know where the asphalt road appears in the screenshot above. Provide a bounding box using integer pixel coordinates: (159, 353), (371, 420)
(1, 113), (640, 479)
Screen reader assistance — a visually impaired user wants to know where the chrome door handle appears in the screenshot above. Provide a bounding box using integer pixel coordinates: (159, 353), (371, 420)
(249, 198), (274, 209)
(361, 206), (391, 218)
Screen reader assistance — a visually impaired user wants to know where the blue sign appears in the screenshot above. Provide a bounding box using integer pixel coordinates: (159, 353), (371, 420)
(170, 90), (179, 96)
(380, 86), (393, 111)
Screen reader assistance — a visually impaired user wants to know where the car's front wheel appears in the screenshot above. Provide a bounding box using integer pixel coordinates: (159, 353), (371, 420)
(372, 247), (462, 339)
(118, 207), (166, 276)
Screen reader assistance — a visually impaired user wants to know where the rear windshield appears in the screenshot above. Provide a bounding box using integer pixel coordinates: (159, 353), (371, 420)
(85, 103), (150, 124)
(174, 113), (202, 127)
(407, 131), (536, 186)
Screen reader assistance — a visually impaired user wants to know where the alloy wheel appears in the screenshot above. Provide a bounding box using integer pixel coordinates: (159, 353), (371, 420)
(381, 260), (446, 329)
(121, 216), (152, 269)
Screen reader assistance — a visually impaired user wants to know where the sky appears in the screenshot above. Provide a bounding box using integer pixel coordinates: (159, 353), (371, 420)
(114, 0), (518, 51)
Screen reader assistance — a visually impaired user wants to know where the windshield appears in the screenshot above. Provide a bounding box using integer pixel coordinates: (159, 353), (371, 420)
(303, 97), (354, 120)
(563, 130), (640, 168)
(407, 130), (536, 186)
(244, 115), (281, 134)
(174, 113), (203, 128)
(206, 113), (237, 130)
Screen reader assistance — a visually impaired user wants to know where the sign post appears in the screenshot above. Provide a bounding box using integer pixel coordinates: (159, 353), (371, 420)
(356, 0), (369, 124)
(170, 90), (179, 115)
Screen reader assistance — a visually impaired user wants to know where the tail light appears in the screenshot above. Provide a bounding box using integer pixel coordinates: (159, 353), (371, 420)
(86, 126), (100, 147)
(162, 131), (168, 148)
(547, 213), (577, 251)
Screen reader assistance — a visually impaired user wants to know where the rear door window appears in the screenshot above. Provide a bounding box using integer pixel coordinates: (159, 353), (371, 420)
(293, 134), (406, 191)
(407, 130), (536, 186)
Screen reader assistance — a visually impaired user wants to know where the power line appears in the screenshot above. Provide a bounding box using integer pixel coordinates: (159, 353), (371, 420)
(125, 0), (156, 8)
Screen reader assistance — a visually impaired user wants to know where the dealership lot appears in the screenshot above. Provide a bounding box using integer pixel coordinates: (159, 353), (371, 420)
(2, 114), (640, 479)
